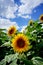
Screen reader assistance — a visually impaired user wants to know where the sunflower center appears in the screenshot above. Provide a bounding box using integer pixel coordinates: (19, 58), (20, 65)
(17, 38), (25, 48)
(9, 29), (14, 34)
(41, 16), (43, 20)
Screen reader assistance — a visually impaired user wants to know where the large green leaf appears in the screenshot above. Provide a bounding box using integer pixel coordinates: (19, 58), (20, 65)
(1, 42), (11, 47)
(32, 57), (43, 65)
(0, 59), (6, 65)
(5, 53), (18, 63)
(0, 53), (18, 65)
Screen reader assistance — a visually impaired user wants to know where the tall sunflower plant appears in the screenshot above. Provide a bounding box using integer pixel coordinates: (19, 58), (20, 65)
(0, 14), (43, 65)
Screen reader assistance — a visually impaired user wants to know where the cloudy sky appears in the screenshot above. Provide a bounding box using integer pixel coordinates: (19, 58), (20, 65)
(0, 0), (43, 31)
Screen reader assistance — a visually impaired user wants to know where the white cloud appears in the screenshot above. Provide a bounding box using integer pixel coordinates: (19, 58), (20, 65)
(18, 0), (43, 15)
(21, 15), (31, 19)
(18, 4), (32, 14)
(0, 0), (43, 19)
(11, 0), (14, 2)
(0, 18), (19, 29)
(17, 13), (31, 19)
(18, 0), (43, 18)
(0, 0), (18, 18)
(5, 5), (18, 18)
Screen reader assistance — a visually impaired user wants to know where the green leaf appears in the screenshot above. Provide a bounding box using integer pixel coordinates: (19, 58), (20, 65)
(5, 53), (18, 63)
(32, 57), (43, 65)
(9, 59), (17, 65)
(0, 53), (18, 65)
(0, 59), (6, 65)
(1, 42), (11, 47)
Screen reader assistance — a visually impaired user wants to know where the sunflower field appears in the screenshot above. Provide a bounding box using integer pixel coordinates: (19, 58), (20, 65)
(0, 14), (43, 65)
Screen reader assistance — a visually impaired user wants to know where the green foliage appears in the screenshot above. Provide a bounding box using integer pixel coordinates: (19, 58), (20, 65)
(0, 20), (43, 65)
(0, 53), (18, 65)
(32, 57), (43, 65)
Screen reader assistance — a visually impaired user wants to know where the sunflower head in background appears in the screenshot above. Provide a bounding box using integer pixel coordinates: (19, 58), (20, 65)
(7, 26), (16, 36)
(39, 14), (43, 23)
(11, 34), (31, 53)
(29, 20), (34, 26)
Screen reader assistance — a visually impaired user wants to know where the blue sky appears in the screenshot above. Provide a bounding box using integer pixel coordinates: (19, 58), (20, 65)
(0, 0), (43, 31)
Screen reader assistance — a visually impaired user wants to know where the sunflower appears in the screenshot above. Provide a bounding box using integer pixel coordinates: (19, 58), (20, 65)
(7, 26), (16, 36)
(11, 34), (31, 53)
(39, 14), (43, 23)
(29, 20), (34, 26)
